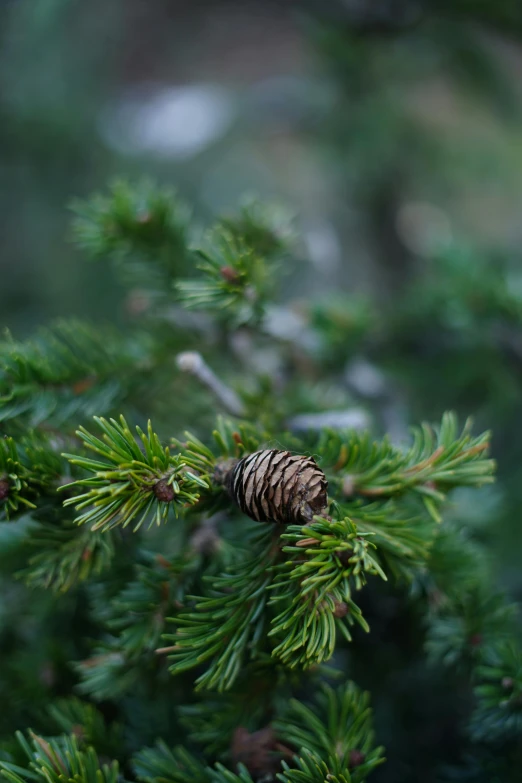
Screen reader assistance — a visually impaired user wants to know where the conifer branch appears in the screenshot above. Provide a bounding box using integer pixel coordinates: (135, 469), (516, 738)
(269, 518), (386, 668)
(75, 553), (197, 699)
(0, 733), (120, 783)
(470, 642), (522, 742)
(321, 413), (494, 518)
(62, 416), (210, 531)
(71, 178), (190, 293)
(18, 523), (115, 592)
(176, 228), (276, 328)
(165, 529), (276, 692)
(0, 319), (145, 427)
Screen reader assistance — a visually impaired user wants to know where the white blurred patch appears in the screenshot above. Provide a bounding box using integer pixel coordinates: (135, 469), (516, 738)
(396, 201), (452, 257)
(99, 84), (235, 159)
(302, 219), (342, 273)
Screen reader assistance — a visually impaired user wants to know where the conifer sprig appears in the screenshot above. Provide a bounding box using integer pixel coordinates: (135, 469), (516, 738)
(165, 530), (276, 692)
(322, 413), (494, 519)
(133, 683), (383, 783)
(63, 416), (210, 532)
(269, 518), (386, 668)
(71, 179), (190, 279)
(19, 523), (115, 592)
(0, 733), (121, 783)
(176, 229), (276, 327)
(470, 642), (522, 741)
(0, 437), (38, 518)
(0, 320), (144, 427)
(275, 683), (385, 782)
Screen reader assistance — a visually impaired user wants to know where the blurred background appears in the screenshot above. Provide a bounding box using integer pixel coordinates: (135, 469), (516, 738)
(3, 1), (522, 774)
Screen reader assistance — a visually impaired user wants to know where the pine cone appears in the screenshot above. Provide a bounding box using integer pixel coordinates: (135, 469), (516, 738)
(226, 449), (328, 525)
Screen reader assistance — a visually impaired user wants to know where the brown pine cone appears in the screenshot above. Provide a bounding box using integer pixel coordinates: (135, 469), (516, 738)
(226, 449), (328, 525)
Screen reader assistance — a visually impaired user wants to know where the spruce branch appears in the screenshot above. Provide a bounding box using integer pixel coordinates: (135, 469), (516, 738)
(133, 741), (209, 783)
(274, 682), (384, 782)
(0, 733), (121, 783)
(217, 197), (295, 261)
(176, 228), (276, 327)
(18, 523), (115, 592)
(0, 319), (144, 427)
(269, 517), (385, 668)
(470, 642), (522, 742)
(62, 416), (210, 532)
(426, 588), (517, 668)
(0, 437), (38, 519)
(346, 500), (436, 582)
(165, 529), (276, 692)
(48, 698), (123, 759)
(75, 553), (197, 699)
(71, 178), (190, 290)
(321, 413), (494, 519)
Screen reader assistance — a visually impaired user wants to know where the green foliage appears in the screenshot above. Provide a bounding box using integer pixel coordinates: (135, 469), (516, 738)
(275, 683), (385, 782)
(18, 522), (115, 592)
(344, 500), (435, 582)
(0, 438), (38, 519)
(133, 742), (209, 783)
(217, 198), (294, 261)
(63, 416), (210, 532)
(470, 642), (522, 742)
(269, 518), (385, 667)
(0, 320), (143, 428)
(133, 683), (383, 783)
(426, 588), (517, 669)
(166, 529), (275, 692)
(176, 228), (276, 328)
(75, 553), (197, 699)
(71, 179), (190, 294)
(0, 733), (120, 783)
(47, 699), (123, 759)
(1, 172), (519, 782)
(322, 413), (494, 516)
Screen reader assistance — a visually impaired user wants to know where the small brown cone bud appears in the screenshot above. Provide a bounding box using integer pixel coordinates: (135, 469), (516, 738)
(220, 265), (241, 284)
(153, 479), (175, 503)
(502, 677), (514, 690)
(333, 600), (349, 618)
(228, 449), (328, 525)
(0, 479), (9, 501)
(349, 750), (366, 768)
(469, 633), (483, 648)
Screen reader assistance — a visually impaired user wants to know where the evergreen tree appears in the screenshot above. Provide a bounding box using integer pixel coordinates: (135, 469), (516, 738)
(0, 176), (520, 783)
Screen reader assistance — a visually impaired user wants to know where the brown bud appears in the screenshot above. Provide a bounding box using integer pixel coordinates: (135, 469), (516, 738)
(136, 210), (152, 224)
(220, 265), (241, 284)
(0, 479), (9, 501)
(333, 600), (349, 618)
(502, 677), (514, 690)
(153, 479), (175, 503)
(469, 633), (483, 648)
(349, 749), (366, 768)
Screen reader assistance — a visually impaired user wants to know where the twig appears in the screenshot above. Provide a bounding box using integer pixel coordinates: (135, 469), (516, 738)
(176, 351), (246, 417)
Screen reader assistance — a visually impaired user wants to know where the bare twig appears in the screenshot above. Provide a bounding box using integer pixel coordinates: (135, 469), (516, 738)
(176, 351), (246, 417)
